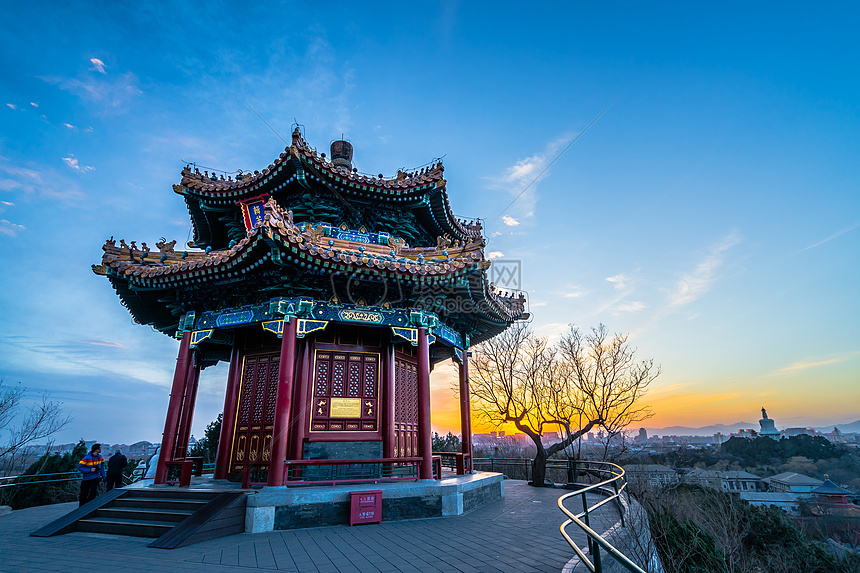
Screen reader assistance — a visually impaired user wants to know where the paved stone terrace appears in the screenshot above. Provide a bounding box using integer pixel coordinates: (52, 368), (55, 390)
(0, 480), (621, 573)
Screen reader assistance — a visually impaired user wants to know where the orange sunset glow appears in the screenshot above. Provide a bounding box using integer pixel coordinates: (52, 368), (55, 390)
(431, 350), (860, 436)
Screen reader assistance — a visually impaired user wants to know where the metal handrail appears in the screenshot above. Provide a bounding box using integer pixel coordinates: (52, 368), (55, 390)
(557, 460), (648, 573)
(0, 471), (81, 481)
(0, 472), (81, 489)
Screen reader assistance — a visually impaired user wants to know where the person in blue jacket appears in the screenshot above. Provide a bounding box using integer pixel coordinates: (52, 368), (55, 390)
(78, 443), (105, 506)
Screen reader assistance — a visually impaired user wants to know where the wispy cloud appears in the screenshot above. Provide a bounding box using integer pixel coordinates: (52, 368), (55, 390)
(534, 322), (571, 343)
(796, 221), (860, 253)
(78, 339), (124, 348)
(0, 159), (84, 201)
(502, 216), (520, 227)
(89, 57), (106, 74)
(6, 103), (16, 110)
(606, 273), (628, 290)
(670, 231), (741, 307)
(30, 102), (38, 108)
(1, 201), (13, 206)
(0, 219), (26, 237)
(492, 134), (572, 220)
(61, 155), (94, 172)
(769, 351), (860, 376)
(41, 70), (142, 113)
(506, 155), (544, 182)
(0, 162), (42, 192)
(0, 334), (176, 389)
(614, 301), (646, 314)
(487, 251), (504, 259)
(62, 123), (77, 130)
(562, 286), (586, 298)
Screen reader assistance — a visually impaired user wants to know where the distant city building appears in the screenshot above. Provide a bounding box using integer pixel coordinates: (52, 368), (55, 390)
(624, 464), (678, 488)
(733, 428), (757, 438)
(764, 472), (824, 495)
(683, 468), (724, 490)
(811, 475), (857, 513)
(738, 492), (799, 514)
(758, 408), (780, 439)
(634, 428), (648, 444)
(682, 468), (763, 492)
(722, 471), (765, 493)
(822, 427), (846, 443)
(783, 427), (814, 438)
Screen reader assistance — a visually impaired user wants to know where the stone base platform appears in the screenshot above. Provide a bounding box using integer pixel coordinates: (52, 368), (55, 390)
(245, 472), (504, 533)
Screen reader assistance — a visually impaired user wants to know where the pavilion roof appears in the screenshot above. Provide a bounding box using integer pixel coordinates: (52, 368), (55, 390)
(93, 198), (526, 344)
(813, 478), (853, 496)
(174, 128), (482, 250)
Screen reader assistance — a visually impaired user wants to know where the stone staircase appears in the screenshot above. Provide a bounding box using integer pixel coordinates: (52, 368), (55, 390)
(76, 489), (218, 538)
(32, 488), (247, 548)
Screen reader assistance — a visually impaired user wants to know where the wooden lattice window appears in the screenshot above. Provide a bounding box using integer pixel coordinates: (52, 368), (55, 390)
(310, 350), (379, 434)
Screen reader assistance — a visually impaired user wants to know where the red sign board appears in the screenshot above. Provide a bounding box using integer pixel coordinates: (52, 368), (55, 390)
(349, 490), (382, 526)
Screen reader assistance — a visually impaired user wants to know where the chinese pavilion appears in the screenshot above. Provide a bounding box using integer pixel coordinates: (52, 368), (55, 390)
(93, 127), (526, 487)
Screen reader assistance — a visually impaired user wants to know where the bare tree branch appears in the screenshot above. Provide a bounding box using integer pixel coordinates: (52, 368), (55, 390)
(470, 323), (659, 486)
(0, 379), (72, 475)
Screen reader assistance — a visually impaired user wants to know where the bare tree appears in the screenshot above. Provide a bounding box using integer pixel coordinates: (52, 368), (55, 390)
(469, 323), (658, 487)
(0, 379), (71, 476)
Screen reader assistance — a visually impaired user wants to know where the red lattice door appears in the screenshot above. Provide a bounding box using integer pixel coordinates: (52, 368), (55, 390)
(393, 357), (419, 457)
(229, 352), (279, 473)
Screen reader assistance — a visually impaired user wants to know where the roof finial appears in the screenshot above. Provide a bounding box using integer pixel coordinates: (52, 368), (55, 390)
(331, 139), (353, 170)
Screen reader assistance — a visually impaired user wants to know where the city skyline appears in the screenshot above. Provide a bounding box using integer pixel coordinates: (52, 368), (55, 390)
(1, 3), (857, 445)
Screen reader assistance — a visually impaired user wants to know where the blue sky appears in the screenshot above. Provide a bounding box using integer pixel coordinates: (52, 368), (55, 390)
(1, 2), (858, 444)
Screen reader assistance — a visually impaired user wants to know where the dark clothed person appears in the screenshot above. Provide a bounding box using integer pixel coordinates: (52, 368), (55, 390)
(106, 450), (127, 491)
(78, 444), (105, 506)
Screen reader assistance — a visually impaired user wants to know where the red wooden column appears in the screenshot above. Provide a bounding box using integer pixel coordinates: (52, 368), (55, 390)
(215, 337), (242, 479)
(155, 331), (192, 484)
(417, 327), (433, 479)
(174, 355), (200, 459)
(268, 317), (297, 486)
(288, 340), (311, 461)
(458, 350), (473, 471)
(382, 343), (396, 459)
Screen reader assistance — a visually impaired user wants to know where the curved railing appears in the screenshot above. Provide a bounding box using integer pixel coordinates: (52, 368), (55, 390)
(557, 461), (647, 573)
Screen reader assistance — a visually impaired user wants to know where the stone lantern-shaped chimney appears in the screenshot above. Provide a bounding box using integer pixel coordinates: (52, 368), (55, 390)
(330, 139), (353, 170)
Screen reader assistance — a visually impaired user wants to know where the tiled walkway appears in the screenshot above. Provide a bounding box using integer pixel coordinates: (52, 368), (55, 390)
(0, 480), (621, 573)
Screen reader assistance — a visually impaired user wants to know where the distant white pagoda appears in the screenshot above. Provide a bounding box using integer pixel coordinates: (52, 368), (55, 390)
(759, 408), (780, 439)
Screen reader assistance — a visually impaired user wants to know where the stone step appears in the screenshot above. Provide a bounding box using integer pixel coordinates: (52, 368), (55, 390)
(95, 507), (195, 523)
(123, 489), (220, 501)
(113, 497), (209, 511)
(76, 517), (176, 538)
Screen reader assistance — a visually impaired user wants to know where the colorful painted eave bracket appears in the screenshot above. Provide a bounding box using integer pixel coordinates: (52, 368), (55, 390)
(186, 298), (466, 350)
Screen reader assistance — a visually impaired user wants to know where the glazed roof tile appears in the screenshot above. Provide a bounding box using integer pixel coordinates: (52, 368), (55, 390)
(173, 128), (482, 248)
(93, 198), (526, 329)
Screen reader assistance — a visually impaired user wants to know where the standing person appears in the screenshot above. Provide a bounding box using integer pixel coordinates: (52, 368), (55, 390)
(106, 449), (128, 491)
(78, 443), (105, 506)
